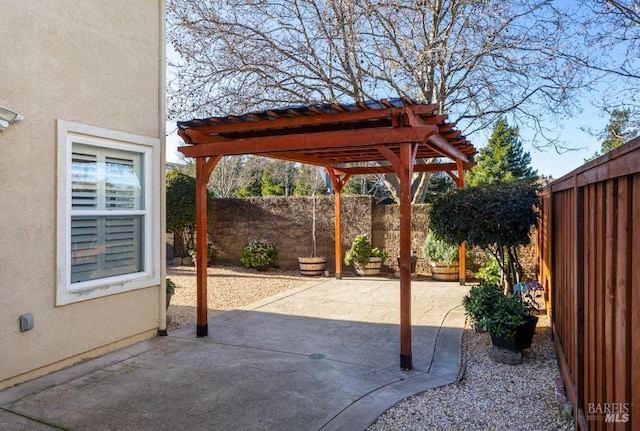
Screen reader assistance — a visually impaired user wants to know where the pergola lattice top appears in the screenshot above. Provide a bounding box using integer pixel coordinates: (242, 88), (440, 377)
(177, 97), (476, 172)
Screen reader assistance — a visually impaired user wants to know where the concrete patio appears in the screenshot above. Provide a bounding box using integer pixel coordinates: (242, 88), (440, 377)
(0, 277), (468, 431)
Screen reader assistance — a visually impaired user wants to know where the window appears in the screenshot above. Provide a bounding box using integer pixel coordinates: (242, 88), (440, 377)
(57, 121), (160, 305)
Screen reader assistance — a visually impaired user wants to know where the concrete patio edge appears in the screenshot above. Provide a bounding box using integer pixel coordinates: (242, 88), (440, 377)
(318, 303), (466, 431)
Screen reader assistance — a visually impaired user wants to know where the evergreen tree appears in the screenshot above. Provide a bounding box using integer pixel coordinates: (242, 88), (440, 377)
(236, 178), (262, 197)
(260, 160), (298, 196)
(260, 164), (285, 196)
(467, 118), (538, 186)
(586, 109), (637, 162)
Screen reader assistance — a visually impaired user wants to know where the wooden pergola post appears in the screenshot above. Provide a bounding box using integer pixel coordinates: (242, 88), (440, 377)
(325, 169), (350, 279)
(376, 141), (418, 370)
(456, 159), (466, 285)
(398, 143), (417, 370)
(195, 156), (220, 337)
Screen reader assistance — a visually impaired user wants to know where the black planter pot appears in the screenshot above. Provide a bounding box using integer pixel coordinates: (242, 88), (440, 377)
(490, 314), (539, 352)
(396, 257), (418, 273)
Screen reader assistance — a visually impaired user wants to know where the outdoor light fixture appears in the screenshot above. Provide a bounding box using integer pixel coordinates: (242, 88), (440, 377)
(0, 105), (24, 131)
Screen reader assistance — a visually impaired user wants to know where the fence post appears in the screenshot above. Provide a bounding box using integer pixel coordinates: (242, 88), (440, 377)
(573, 181), (586, 429)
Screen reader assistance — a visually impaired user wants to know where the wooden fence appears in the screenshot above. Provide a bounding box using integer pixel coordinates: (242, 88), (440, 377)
(538, 137), (640, 430)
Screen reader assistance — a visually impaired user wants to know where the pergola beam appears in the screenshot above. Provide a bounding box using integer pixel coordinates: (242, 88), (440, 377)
(336, 161), (476, 175)
(427, 133), (469, 162)
(178, 104), (438, 136)
(179, 126), (440, 158)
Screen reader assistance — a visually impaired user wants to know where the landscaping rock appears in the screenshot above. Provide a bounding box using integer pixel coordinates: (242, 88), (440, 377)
(172, 257), (183, 266)
(488, 346), (522, 364)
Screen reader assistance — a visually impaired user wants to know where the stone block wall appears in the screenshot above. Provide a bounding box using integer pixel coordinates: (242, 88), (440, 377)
(371, 204), (431, 274)
(172, 196), (537, 278)
(207, 196), (374, 271)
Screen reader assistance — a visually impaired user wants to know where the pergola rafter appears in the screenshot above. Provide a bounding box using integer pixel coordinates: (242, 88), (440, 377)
(176, 97), (477, 370)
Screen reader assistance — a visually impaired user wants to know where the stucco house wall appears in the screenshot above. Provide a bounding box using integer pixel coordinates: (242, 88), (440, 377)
(0, 1), (166, 389)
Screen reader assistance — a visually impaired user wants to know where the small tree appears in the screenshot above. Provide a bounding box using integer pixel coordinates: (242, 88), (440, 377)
(293, 165), (328, 257)
(166, 169), (214, 257)
(429, 180), (540, 293)
(166, 169), (197, 257)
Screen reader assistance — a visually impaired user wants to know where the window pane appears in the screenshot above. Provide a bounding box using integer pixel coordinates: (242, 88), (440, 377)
(105, 155), (143, 210)
(71, 215), (144, 283)
(71, 144), (143, 211)
(71, 152), (98, 209)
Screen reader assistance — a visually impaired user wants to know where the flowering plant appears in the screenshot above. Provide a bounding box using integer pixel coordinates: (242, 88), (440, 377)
(513, 280), (544, 314)
(240, 239), (278, 269)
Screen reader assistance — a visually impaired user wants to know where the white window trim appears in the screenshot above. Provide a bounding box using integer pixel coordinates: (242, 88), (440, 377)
(56, 120), (160, 305)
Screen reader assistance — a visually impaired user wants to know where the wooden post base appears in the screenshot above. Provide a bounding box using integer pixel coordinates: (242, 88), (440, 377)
(197, 324), (208, 338)
(400, 353), (413, 370)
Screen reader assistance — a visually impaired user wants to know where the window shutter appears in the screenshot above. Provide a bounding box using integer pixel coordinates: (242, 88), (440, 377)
(104, 216), (142, 273)
(69, 145), (144, 283)
(105, 156), (140, 210)
(71, 152), (98, 209)
(70, 217), (99, 283)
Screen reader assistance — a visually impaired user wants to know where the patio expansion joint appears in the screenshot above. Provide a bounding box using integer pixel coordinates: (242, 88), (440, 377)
(0, 405), (69, 430)
(196, 338), (389, 371)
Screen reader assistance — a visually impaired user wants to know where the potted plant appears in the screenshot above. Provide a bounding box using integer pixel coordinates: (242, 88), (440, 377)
(396, 249), (418, 274)
(166, 278), (176, 310)
(422, 231), (459, 281)
(298, 184), (327, 276)
(240, 239), (278, 271)
(462, 282), (502, 331)
(479, 294), (538, 352)
(344, 234), (388, 276)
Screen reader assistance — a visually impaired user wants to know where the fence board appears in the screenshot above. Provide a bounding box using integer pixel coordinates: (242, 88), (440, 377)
(539, 137), (639, 430)
(614, 178), (630, 415)
(631, 175), (640, 428)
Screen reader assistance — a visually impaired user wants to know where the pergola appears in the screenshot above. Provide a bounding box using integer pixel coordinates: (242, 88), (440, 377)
(177, 97), (476, 370)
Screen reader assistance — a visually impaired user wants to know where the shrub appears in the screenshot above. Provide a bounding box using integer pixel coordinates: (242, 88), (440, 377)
(462, 282), (502, 327)
(166, 278), (176, 294)
(478, 294), (527, 341)
(422, 231), (459, 265)
(476, 258), (502, 285)
(240, 239), (278, 268)
(344, 234), (388, 268)
(429, 180), (540, 290)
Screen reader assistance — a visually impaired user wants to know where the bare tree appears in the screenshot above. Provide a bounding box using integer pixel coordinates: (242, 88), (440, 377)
(208, 156), (244, 197)
(562, 1), (639, 131)
(168, 0), (588, 201)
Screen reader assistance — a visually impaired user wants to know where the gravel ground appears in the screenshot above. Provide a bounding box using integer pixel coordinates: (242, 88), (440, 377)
(166, 265), (311, 331)
(368, 314), (575, 431)
(166, 265), (574, 430)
